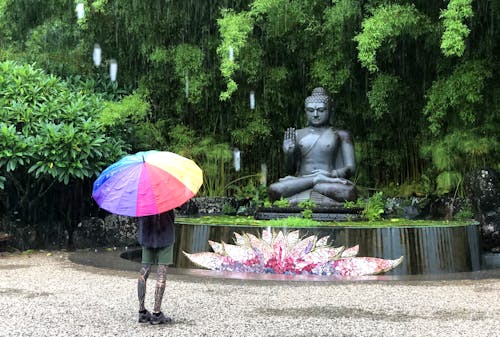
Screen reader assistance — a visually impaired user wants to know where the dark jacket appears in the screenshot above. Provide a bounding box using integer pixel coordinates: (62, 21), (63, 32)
(137, 210), (175, 248)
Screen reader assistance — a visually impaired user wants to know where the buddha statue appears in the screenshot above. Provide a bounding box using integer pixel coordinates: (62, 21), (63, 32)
(268, 87), (358, 207)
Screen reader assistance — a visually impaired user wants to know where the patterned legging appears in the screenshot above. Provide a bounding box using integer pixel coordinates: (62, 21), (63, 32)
(138, 264), (168, 313)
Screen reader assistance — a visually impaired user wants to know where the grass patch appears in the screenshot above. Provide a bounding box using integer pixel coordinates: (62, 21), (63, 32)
(176, 215), (476, 228)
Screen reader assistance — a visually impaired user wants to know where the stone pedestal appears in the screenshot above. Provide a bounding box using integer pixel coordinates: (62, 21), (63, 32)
(254, 207), (363, 221)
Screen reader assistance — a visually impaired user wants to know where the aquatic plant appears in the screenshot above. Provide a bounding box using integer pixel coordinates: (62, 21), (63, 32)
(184, 229), (403, 277)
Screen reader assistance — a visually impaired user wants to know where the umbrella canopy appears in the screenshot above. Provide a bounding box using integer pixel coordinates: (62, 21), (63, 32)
(92, 150), (203, 216)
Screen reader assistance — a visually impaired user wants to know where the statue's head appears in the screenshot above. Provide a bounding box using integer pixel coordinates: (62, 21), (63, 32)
(305, 87), (332, 127)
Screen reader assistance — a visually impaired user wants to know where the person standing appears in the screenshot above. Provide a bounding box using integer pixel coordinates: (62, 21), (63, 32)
(136, 210), (175, 325)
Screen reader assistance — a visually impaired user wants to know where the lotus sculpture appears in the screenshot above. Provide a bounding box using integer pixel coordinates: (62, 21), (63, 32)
(184, 229), (403, 277)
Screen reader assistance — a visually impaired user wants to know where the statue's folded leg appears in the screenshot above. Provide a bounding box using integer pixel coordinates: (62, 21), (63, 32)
(268, 176), (315, 201)
(313, 182), (357, 202)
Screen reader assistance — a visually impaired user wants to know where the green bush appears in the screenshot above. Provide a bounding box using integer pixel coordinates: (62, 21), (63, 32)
(0, 61), (127, 223)
(361, 192), (385, 221)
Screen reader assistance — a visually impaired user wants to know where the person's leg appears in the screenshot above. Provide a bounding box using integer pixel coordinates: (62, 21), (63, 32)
(150, 246), (173, 324)
(153, 264), (167, 313)
(138, 264), (151, 312)
(137, 247), (154, 323)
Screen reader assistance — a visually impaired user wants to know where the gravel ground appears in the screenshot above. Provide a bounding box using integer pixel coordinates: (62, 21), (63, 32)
(0, 252), (499, 337)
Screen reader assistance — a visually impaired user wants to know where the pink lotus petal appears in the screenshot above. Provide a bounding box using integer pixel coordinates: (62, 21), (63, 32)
(273, 231), (285, 246)
(247, 233), (273, 263)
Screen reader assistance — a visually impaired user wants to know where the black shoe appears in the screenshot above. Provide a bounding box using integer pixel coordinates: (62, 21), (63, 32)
(138, 310), (152, 323)
(150, 311), (172, 325)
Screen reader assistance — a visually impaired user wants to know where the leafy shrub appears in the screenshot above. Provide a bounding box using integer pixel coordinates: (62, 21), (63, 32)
(273, 197), (290, 208)
(361, 192), (385, 221)
(266, 217), (322, 228)
(298, 199), (316, 219)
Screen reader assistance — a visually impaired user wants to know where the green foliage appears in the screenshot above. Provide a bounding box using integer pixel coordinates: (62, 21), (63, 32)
(298, 199), (316, 209)
(312, 0), (360, 93)
(230, 110), (271, 146)
(361, 192), (385, 221)
(168, 125), (233, 197)
(222, 202), (237, 215)
(193, 139), (233, 197)
(354, 4), (430, 72)
(273, 197), (290, 208)
(266, 216), (322, 228)
(435, 171), (462, 195)
(172, 44), (207, 105)
(421, 130), (498, 195)
(301, 209), (313, 219)
(423, 60), (492, 135)
(227, 176), (267, 206)
(298, 199), (316, 219)
(381, 180), (432, 198)
(440, 0), (473, 57)
(367, 73), (400, 119)
(0, 61), (126, 185)
(454, 202), (473, 220)
(0, 60), (128, 229)
(217, 9), (253, 100)
(343, 198), (365, 208)
(178, 215), (473, 228)
(99, 91), (150, 127)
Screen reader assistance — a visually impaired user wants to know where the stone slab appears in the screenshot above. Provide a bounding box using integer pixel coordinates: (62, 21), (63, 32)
(254, 207), (363, 221)
(481, 252), (500, 269)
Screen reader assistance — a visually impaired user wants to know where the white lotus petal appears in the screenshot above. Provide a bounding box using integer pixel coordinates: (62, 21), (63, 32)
(341, 245), (359, 258)
(182, 251), (228, 270)
(262, 229), (273, 244)
(286, 230), (300, 248)
(208, 240), (224, 254)
(315, 235), (330, 247)
(288, 235), (316, 260)
(233, 232), (247, 246)
(223, 242), (256, 263)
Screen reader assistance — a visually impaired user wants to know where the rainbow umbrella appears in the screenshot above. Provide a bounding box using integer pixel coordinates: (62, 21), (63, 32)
(92, 150), (203, 217)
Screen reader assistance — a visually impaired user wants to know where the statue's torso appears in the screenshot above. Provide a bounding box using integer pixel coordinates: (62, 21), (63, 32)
(296, 127), (339, 175)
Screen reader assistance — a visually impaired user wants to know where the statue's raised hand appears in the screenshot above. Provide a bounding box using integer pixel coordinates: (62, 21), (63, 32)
(283, 127), (296, 154)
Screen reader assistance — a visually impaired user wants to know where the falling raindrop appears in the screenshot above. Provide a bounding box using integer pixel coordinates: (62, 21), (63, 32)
(233, 148), (241, 171)
(185, 73), (189, 98)
(109, 59), (118, 82)
(228, 46), (234, 61)
(249, 91), (255, 110)
(260, 163), (267, 186)
(75, 2), (85, 20)
(93, 44), (102, 67)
